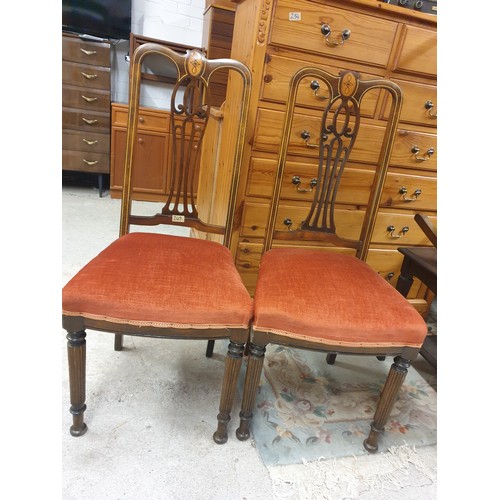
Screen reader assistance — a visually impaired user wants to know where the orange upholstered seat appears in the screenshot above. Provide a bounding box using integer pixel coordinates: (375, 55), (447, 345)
(63, 233), (253, 330)
(253, 248), (427, 348)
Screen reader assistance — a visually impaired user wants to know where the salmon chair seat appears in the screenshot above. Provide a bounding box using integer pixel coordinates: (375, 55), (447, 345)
(62, 43), (252, 445)
(235, 68), (428, 453)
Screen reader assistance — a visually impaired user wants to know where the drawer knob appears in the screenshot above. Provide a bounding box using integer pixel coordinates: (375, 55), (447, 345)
(424, 100), (437, 119)
(310, 80), (328, 100)
(83, 159), (98, 166)
(301, 130), (326, 148)
(82, 118), (98, 125)
(80, 48), (97, 56)
(399, 186), (422, 201)
(411, 145), (434, 162)
(81, 72), (98, 80)
(320, 24), (350, 47)
(387, 225), (409, 239)
(385, 272), (395, 282)
(283, 218), (293, 230)
(292, 175), (318, 193)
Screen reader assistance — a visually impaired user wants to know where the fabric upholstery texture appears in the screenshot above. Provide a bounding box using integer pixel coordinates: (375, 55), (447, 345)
(63, 232), (253, 330)
(253, 248), (428, 348)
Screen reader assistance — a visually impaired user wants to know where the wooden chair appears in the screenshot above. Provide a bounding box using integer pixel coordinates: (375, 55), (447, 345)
(62, 43), (252, 444)
(234, 68), (428, 453)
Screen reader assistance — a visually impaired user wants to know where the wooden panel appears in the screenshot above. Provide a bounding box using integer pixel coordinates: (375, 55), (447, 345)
(261, 52), (379, 117)
(62, 34), (110, 66)
(62, 84), (110, 112)
(63, 107), (111, 134)
(62, 149), (109, 173)
(392, 25), (437, 78)
(62, 130), (110, 154)
(269, 0), (398, 68)
(62, 61), (111, 90)
(110, 128), (168, 195)
(381, 79), (437, 128)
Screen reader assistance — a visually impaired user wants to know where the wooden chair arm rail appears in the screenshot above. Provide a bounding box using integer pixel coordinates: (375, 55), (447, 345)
(414, 213), (437, 248)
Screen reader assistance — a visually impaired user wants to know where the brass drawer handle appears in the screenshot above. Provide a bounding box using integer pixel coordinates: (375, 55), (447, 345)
(82, 139), (98, 145)
(83, 159), (98, 166)
(292, 175), (318, 193)
(387, 225), (409, 239)
(301, 130), (326, 148)
(385, 272), (395, 282)
(320, 24), (351, 47)
(411, 145), (435, 162)
(80, 48), (97, 56)
(81, 72), (98, 79)
(424, 100), (437, 119)
(82, 118), (98, 125)
(81, 95), (98, 103)
(399, 186), (422, 201)
(310, 80), (329, 100)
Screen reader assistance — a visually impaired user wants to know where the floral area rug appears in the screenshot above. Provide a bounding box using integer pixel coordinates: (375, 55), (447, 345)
(239, 346), (437, 466)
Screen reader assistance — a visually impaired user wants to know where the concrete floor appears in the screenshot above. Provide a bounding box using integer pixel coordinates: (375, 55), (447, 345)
(61, 182), (438, 499)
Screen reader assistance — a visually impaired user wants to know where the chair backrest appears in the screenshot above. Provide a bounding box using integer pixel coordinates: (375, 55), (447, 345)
(263, 68), (403, 260)
(119, 43), (251, 248)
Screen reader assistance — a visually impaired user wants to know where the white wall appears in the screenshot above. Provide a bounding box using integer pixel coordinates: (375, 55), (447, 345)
(112, 0), (206, 108)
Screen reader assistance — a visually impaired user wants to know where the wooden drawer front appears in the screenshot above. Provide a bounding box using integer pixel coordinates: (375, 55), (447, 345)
(62, 149), (110, 174)
(62, 84), (110, 112)
(269, 0), (398, 68)
(365, 248), (422, 297)
(381, 170), (436, 211)
(62, 130), (110, 154)
(112, 105), (170, 133)
(392, 25), (437, 78)
(62, 35), (110, 66)
(62, 61), (110, 90)
(63, 108), (111, 133)
(254, 108), (386, 165)
(241, 201), (435, 246)
(247, 157), (436, 211)
(391, 129), (437, 171)
(111, 128), (169, 195)
(261, 53), (379, 117)
(381, 80), (437, 128)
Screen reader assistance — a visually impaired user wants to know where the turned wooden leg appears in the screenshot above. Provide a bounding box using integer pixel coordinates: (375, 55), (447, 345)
(206, 340), (215, 358)
(67, 330), (88, 437)
(213, 341), (245, 444)
(236, 343), (266, 441)
(364, 356), (410, 453)
(114, 334), (123, 351)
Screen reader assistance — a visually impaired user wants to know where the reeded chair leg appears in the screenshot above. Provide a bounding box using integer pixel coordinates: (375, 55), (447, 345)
(67, 330), (88, 437)
(363, 356), (410, 453)
(236, 343), (266, 441)
(213, 341), (245, 444)
(114, 334), (123, 351)
(206, 340), (215, 358)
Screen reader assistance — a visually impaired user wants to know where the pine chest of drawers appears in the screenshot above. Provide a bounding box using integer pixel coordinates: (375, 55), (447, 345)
(203, 0), (437, 311)
(62, 33), (111, 185)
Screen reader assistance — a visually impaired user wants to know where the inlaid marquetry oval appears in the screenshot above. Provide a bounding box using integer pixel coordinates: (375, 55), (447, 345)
(340, 72), (358, 97)
(186, 50), (204, 77)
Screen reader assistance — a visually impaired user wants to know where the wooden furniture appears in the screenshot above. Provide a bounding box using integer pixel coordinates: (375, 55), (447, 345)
(235, 67), (428, 454)
(396, 213), (437, 368)
(209, 0), (437, 313)
(62, 32), (111, 196)
(62, 44), (252, 442)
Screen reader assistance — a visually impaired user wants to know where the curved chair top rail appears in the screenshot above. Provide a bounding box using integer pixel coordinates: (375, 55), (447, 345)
(264, 67), (403, 260)
(120, 43), (252, 248)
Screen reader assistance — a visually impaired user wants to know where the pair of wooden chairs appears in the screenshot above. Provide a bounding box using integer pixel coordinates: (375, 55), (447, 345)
(62, 44), (428, 453)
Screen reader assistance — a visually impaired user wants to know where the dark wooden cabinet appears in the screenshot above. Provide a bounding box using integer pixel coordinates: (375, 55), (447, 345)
(62, 32), (111, 192)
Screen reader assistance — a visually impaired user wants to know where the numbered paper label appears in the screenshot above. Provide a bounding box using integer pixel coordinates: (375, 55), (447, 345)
(172, 215), (185, 222)
(289, 12), (301, 21)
